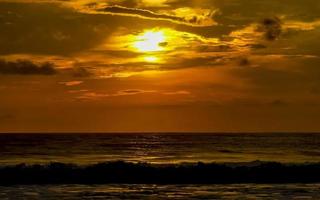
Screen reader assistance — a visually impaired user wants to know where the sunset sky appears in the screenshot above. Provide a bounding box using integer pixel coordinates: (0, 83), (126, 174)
(1, 0), (320, 132)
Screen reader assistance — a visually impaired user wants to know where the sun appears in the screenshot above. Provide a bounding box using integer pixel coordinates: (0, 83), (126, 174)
(134, 30), (167, 52)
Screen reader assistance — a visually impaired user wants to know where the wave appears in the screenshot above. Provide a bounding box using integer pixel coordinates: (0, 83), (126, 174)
(1, 161), (320, 185)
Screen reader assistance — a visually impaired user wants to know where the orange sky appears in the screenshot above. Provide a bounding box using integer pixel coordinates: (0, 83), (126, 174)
(1, 0), (320, 132)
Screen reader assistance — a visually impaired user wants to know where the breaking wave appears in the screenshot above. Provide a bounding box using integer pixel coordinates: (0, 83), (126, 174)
(1, 161), (320, 185)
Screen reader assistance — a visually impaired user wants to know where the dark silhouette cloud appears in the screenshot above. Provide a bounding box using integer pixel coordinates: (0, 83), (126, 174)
(247, 44), (267, 49)
(120, 89), (146, 94)
(164, 56), (228, 70)
(71, 67), (92, 78)
(258, 17), (282, 41)
(238, 57), (250, 66)
(212, 0), (320, 26)
(0, 2), (122, 55)
(0, 59), (56, 75)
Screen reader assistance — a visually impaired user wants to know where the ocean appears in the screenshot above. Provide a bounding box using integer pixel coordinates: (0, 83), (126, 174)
(1, 184), (320, 199)
(1, 133), (320, 199)
(1, 133), (320, 165)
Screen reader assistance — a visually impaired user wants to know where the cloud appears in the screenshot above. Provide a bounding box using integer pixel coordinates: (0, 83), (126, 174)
(116, 89), (154, 95)
(68, 89), (89, 94)
(75, 89), (192, 101)
(76, 55), (230, 77)
(229, 55), (320, 103)
(0, 2), (114, 55)
(163, 90), (190, 95)
(238, 57), (251, 66)
(257, 17), (282, 41)
(59, 81), (83, 86)
(76, 89), (157, 100)
(162, 55), (230, 70)
(90, 5), (215, 26)
(71, 67), (93, 77)
(0, 59), (57, 75)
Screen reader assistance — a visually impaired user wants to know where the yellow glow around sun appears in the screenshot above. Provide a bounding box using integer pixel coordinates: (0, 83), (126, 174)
(134, 30), (166, 52)
(144, 56), (159, 62)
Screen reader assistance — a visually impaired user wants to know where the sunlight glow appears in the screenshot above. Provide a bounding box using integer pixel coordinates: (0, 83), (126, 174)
(134, 30), (167, 52)
(144, 56), (159, 62)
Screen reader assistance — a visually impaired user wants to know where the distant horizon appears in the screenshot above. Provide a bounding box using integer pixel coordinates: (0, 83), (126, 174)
(1, 131), (320, 134)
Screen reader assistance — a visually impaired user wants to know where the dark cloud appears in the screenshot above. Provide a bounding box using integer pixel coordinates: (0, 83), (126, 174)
(284, 28), (320, 56)
(71, 67), (93, 78)
(80, 55), (228, 73)
(238, 57), (250, 66)
(247, 44), (267, 49)
(0, 2), (124, 55)
(164, 56), (229, 70)
(258, 17), (282, 41)
(0, 2), (188, 56)
(230, 59), (320, 96)
(212, 0), (320, 26)
(113, 89), (157, 96)
(90, 50), (142, 58)
(121, 89), (144, 94)
(0, 59), (56, 75)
